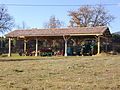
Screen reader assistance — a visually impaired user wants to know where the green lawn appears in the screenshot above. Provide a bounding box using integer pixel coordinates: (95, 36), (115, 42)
(0, 55), (120, 90)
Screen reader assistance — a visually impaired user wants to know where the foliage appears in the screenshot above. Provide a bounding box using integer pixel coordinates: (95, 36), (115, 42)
(112, 33), (120, 43)
(112, 33), (120, 53)
(0, 37), (8, 53)
(43, 15), (64, 28)
(0, 5), (14, 34)
(68, 5), (114, 27)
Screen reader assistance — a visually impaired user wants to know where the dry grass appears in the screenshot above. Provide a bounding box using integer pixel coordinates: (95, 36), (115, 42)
(0, 55), (120, 90)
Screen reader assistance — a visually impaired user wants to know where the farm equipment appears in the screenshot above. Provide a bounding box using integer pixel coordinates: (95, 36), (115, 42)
(81, 44), (92, 56)
(40, 49), (53, 56)
(81, 39), (96, 56)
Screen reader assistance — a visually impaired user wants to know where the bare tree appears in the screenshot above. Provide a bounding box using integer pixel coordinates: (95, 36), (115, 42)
(43, 15), (64, 28)
(68, 5), (114, 27)
(0, 5), (14, 34)
(16, 21), (30, 29)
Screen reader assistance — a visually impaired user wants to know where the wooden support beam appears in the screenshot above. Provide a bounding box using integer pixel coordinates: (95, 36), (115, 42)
(69, 33), (102, 36)
(100, 36), (109, 53)
(97, 36), (100, 54)
(105, 38), (109, 53)
(24, 39), (27, 54)
(64, 40), (67, 56)
(8, 38), (11, 57)
(35, 38), (38, 56)
(63, 35), (71, 56)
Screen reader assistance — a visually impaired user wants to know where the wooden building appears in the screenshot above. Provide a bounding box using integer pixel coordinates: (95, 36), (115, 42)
(5, 26), (111, 56)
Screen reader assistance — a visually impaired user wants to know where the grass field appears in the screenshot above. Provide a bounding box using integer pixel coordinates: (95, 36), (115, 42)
(0, 55), (120, 90)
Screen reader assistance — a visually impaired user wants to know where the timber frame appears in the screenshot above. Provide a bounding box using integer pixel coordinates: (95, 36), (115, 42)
(5, 26), (111, 57)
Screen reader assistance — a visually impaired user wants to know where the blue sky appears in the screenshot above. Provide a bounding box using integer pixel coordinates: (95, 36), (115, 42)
(0, 0), (120, 34)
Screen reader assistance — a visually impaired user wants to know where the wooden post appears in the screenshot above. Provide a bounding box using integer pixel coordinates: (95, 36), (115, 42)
(64, 40), (67, 56)
(97, 36), (100, 54)
(35, 38), (38, 56)
(106, 38), (108, 53)
(24, 39), (27, 54)
(63, 36), (71, 56)
(8, 38), (11, 57)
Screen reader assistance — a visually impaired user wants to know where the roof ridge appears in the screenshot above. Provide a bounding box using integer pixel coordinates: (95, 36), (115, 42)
(14, 26), (107, 31)
(15, 27), (74, 31)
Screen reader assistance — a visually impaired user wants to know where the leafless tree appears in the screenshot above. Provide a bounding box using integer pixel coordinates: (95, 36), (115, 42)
(43, 15), (64, 28)
(0, 5), (14, 34)
(16, 21), (30, 29)
(68, 5), (114, 27)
